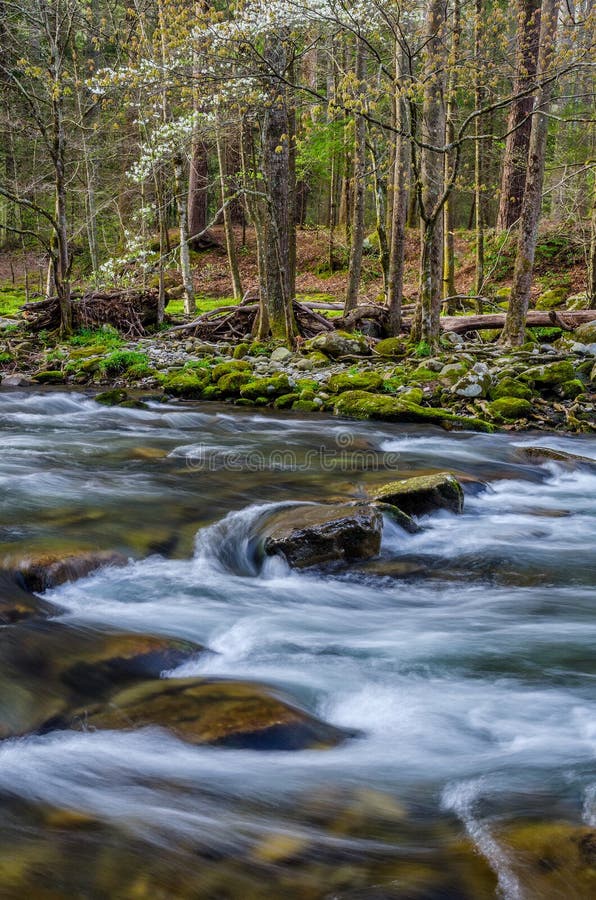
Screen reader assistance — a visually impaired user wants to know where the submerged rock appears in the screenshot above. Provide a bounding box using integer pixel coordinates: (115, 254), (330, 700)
(516, 446), (596, 469)
(0, 572), (61, 625)
(372, 473), (464, 517)
(71, 677), (355, 750)
(262, 503), (383, 568)
(0, 621), (203, 738)
(15, 549), (128, 592)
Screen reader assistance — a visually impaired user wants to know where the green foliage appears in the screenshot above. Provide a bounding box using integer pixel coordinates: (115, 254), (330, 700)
(69, 326), (123, 351)
(165, 295), (238, 316)
(296, 119), (347, 185)
(99, 350), (149, 376)
(413, 340), (431, 358)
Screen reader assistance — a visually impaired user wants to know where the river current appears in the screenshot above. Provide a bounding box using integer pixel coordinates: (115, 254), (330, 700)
(0, 389), (595, 898)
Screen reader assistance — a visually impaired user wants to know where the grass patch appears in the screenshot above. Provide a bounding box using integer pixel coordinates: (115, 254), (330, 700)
(69, 326), (124, 350)
(99, 349), (150, 376)
(0, 287), (27, 317)
(166, 295), (238, 316)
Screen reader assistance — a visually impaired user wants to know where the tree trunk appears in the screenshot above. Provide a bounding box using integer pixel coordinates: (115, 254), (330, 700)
(473, 0), (484, 312)
(370, 139), (390, 300)
(387, 43), (410, 335)
(215, 120), (243, 300)
(411, 0), (448, 346)
(174, 155), (195, 316)
(501, 0), (560, 345)
(496, 0), (542, 231)
(344, 40), (367, 313)
(588, 184), (596, 303)
(262, 34), (295, 343)
(442, 0), (460, 310)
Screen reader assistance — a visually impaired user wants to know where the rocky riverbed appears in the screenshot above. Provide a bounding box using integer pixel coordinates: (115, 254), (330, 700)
(1, 322), (595, 432)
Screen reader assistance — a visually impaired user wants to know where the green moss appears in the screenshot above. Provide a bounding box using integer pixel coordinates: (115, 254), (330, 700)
(32, 370), (64, 384)
(528, 326), (563, 342)
(70, 326), (123, 350)
(306, 350), (330, 366)
(240, 373), (293, 400)
(333, 390), (494, 432)
(410, 365), (438, 383)
(488, 397), (533, 420)
(521, 360), (575, 388)
(95, 389), (128, 406)
(327, 371), (384, 393)
(0, 287), (27, 317)
(64, 356), (101, 376)
(489, 377), (532, 401)
(0, 352), (14, 365)
(200, 385), (222, 400)
(559, 379), (585, 399)
(212, 359), (251, 381)
(273, 392), (300, 409)
(374, 337), (407, 358)
(217, 370), (253, 396)
(248, 341), (270, 357)
(535, 287), (567, 310)
(158, 371), (207, 398)
(233, 342), (250, 359)
(399, 387), (424, 405)
(292, 399), (319, 412)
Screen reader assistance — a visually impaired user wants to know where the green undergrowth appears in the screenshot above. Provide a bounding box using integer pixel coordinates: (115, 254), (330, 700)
(0, 287), (27, 317)
(165, 295), (239, 317)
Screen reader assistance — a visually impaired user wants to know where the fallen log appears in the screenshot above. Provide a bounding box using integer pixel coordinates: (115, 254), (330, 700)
(424, 309), (596, 335)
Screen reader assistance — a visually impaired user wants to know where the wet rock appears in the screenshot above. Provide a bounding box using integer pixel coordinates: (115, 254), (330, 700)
(95, 388), (128, 406)
(71, 677), (355, 750)
(240, 373), (293, 400)
(217, 370), (253, 396)
(488, 397), (533, 421)
(31, 369), (64, 384)
(304, 331), (369, 358)
(451, 363), (492, 399)
(333, 391), (494, 432)
(372, 473), (464, 517)
(372, 502), (420, 534)
(0, 571), (61, 625)
(211, 359), (251, 381)
(516, 446), (596, 469)
(15, 549), (128, 592)
(327, 371), (384, 394)
(262, 503), (383, 568)
(499, 821), (596, 900)
(1, 374), (34, 387)
(0, 621), (203, 738)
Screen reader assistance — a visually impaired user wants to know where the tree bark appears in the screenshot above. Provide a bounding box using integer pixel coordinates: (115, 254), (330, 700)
(501, 0), (561, 346)
(387, 43), (410, 335)
(344, 39), (367, 313)
(442, 0), (460, 309)
(262, 33), (295, 343)
(411, 0), (448, 346)
(215, 120), (243, 300)
(174, 155), (195, 316)
(496, 0), (542, 231)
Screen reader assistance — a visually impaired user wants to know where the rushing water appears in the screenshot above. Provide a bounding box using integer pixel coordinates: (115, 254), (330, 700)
(1, 389), (595, 898)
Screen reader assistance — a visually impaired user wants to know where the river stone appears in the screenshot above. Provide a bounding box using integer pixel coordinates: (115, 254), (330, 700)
(327, 371), (384, 393)
(372, 473), (464, 516)
(15, 549), (128, 592)
(0, 571), (62, 625)
(516, 446), (596, 469)
(270, 346), (293, 363)
(262, 503), (383, 568)
(304, 331), (369, 358)
(521, 359), (575, 388)
(574, 320), (596, 344)
(333, 390), (494, 432)
(71, 677), (355, 750)
(0, 621), (203, 738)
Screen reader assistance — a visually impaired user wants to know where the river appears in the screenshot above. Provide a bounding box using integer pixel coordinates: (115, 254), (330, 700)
(1, 389), (595, 898)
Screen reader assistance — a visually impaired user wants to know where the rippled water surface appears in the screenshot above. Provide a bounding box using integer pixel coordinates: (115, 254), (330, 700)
(1, 389), (595, 899)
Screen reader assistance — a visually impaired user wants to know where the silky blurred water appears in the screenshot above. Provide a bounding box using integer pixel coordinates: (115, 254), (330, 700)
(1, 389), (595, 898)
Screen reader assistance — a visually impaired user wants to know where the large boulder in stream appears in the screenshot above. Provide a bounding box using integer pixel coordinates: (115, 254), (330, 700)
(372, 473), (464, 517)
(68, 677), (356, 750)
(0, 621), (203, 739)
(262, 503), (383, 568)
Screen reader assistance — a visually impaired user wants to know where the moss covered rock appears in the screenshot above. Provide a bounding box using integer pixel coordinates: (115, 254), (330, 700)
(535, 287), (568, 310)
(560, 378), (585, 399)
(212, 359), (251, 382)
(521, 360), (575, 389)
(327, 371), (384, 393)
(217, 370), (253, 396)
(333, 390), (493, 432)
(488, 397), (533, 420)
(273, 392), (299, 409)
(72, 676), (355, 750)
(32, 370), (64, 384)
(291, 399), (319, 412)
(307, 350), (330, 366)
(574, 320), (596, 344)
(372, 473), (464, 516)
(489, 377), (533, 401)
(159, 371), (208, 398)
(304, 331), (369, 358)
(374, 337), (407, 358)
(240, 373), (293, 400)
(0, 572), (61, 626)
